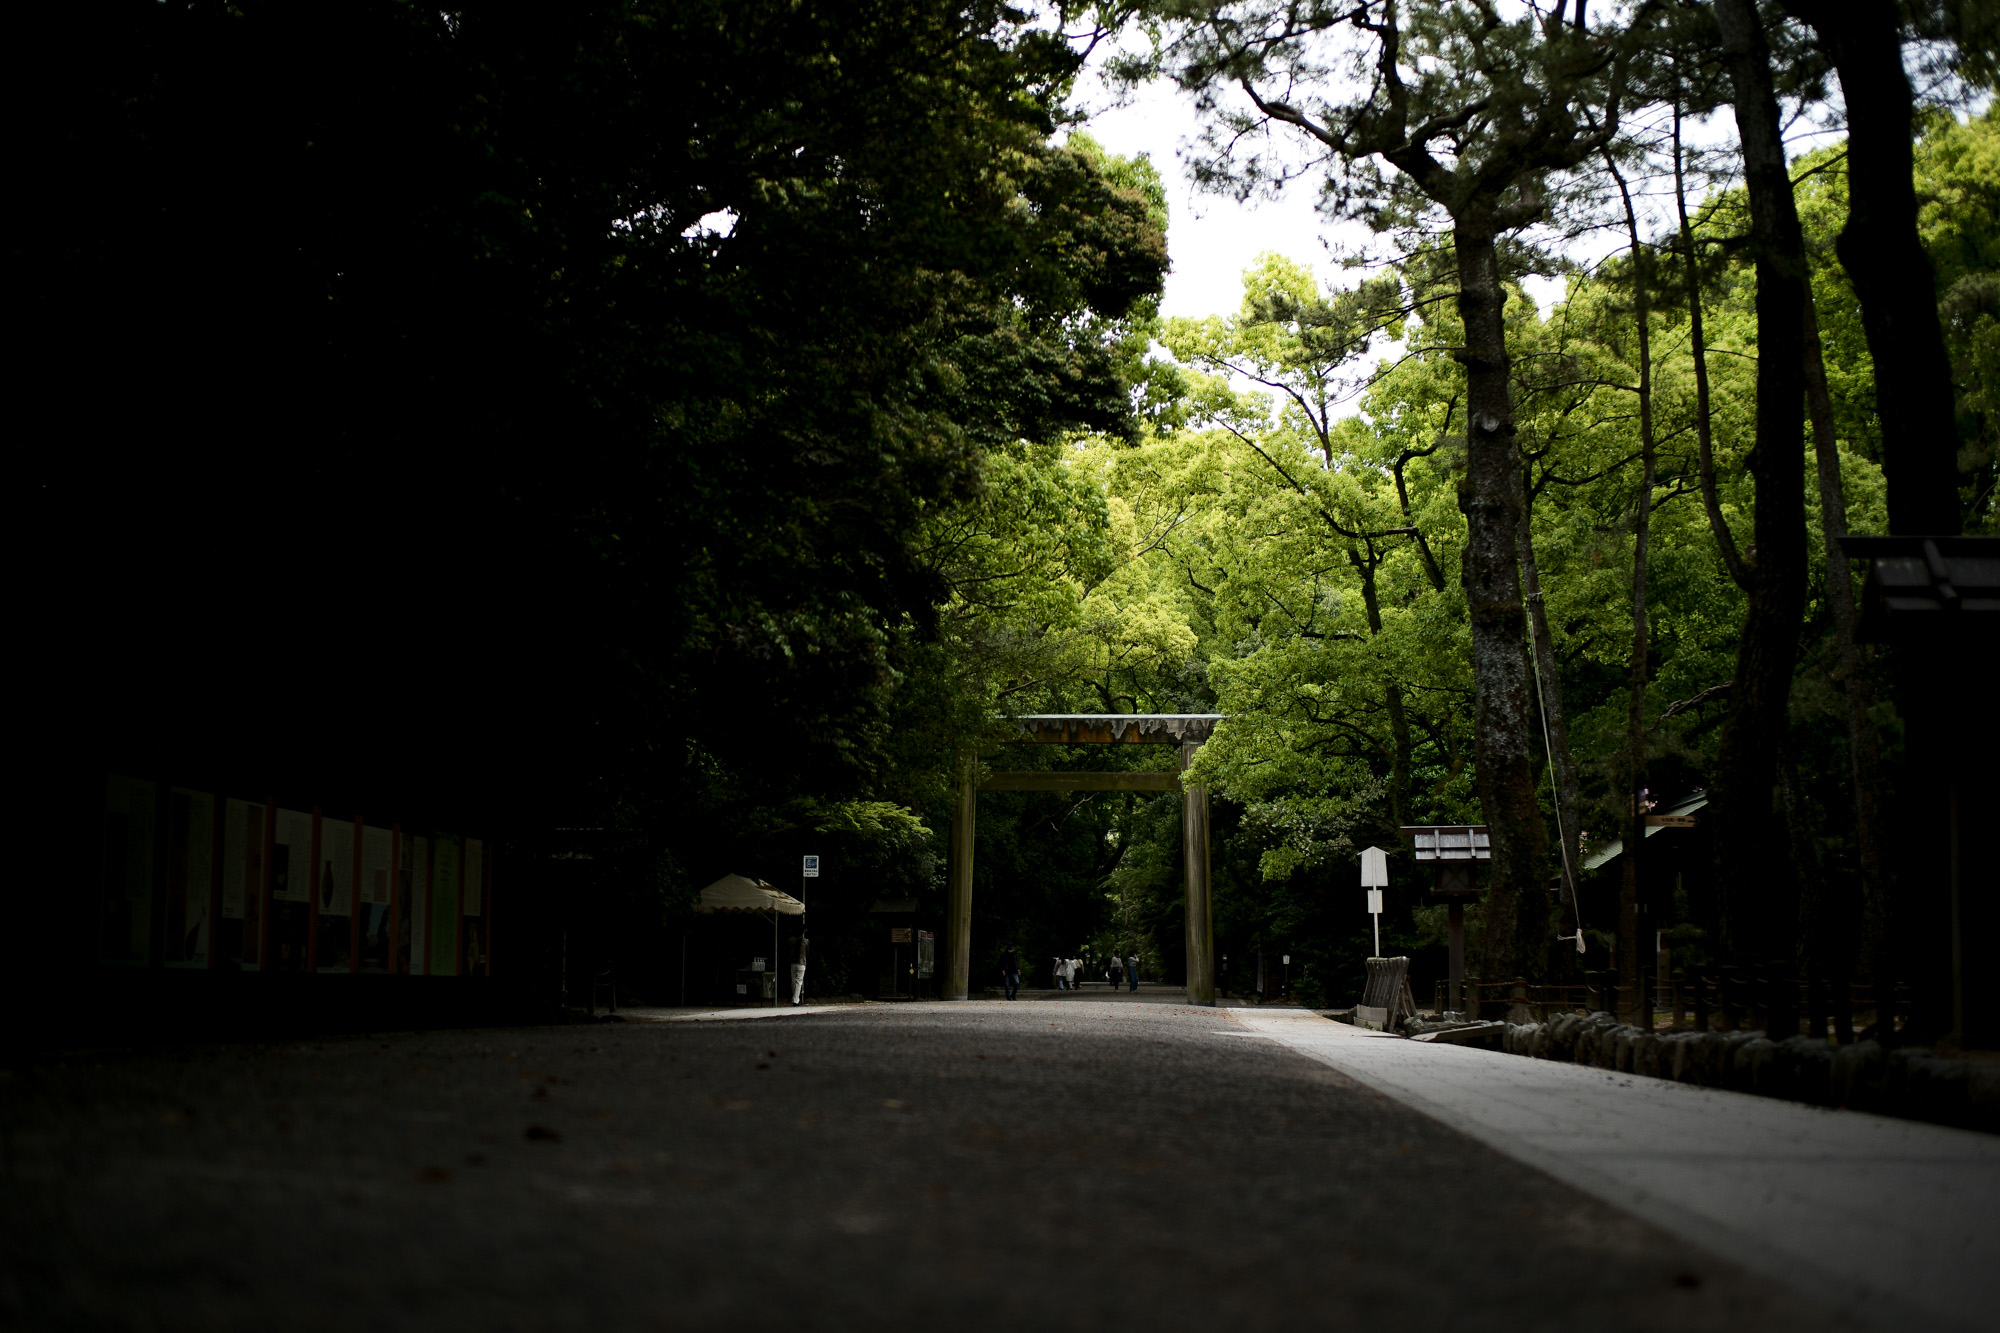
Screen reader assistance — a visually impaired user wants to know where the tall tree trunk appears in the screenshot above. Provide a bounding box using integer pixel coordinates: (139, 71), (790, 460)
(1517, 493), (1582, 925)
(1673, 101), (1750, 592)
(1453, 225), (1551, 981)
(1783, 0), (1963, 534)
(1608, 154), (1657, 1025)
(1776, 733), (1825, 988)
(1351, 547), (1412, 829)
(1712, 0), (1811, 968)
(1390, 454), (1442, 834)
(1784, 0), (1973, 1048)
(1802, 294), (1890, 991)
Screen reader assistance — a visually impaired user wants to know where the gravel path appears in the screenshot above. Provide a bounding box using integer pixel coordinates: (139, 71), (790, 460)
(2, 999), (1854, 1331)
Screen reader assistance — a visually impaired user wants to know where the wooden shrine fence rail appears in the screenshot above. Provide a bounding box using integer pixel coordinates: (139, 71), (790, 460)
(1446, 973), (1916, 1040)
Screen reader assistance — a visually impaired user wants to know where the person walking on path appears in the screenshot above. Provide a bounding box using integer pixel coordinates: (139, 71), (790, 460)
(1108, 956), (1123, 991)
(1052, 956), (1066, 990)
(1000, 945), (1020, 1000)
(1127, 954), (1140, 993)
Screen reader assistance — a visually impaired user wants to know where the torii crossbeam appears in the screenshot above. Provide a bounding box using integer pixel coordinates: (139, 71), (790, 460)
(944, 714), (1224, 1005)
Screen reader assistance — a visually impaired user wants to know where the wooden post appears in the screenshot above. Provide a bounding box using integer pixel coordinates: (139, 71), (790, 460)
(305, 807), (323, 973)
(420, 836), (435, 979)
(1446, 901), (1466, 1013)
(455, 837), (468, 980)
(205, 795), (226, 970)
(1181, 741), (1215, 1006)
(387, 826), (403, 976)
(484, 844), (495, 977)
(1656, 929), (1671, 1008)
(147, 778), (171, 968)
(255, 797), (276, 971)
(348, 817), (363, 976)
(943, 749), (975, 1001)
(1671, 969), (1687, 1031)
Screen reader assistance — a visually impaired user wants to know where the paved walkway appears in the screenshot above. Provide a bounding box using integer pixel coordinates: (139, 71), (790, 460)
(603, 998), (1999, 1330)
(4, 999), (1857, 1331)
(1228, 1008), (2000, 1333)
(7, 999), (1988, 1331)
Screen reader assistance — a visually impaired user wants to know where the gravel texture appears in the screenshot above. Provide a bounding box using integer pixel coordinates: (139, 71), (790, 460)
(1, 998), (1855, 1331)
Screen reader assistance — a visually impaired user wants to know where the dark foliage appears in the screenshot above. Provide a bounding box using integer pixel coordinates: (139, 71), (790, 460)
(22, 1), (1164, 828)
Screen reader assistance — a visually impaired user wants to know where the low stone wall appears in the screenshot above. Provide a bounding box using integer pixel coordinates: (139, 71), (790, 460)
(1498, 1011), (2000, 1134)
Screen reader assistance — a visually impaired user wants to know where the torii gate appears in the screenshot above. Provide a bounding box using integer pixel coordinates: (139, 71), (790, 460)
(943, 714), (1223, 1005)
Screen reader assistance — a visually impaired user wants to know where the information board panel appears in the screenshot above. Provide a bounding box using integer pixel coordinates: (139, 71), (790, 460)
(362, 826), (393, 904)
(220, 798), (263, 968)
(164, 788), (214, 967)
(406, 835), (429, 975)
(464, 839), (483, 917)
(429, 834), (461, 976)
(320, 817), (354, 917)
(462, 838), (487, 974)
(315, 815), (355, 971)
(273, 810), (312, 902)
(222, 800), (260, 920)
(359, 825), (393, 973)
(268, 809), (313, 971)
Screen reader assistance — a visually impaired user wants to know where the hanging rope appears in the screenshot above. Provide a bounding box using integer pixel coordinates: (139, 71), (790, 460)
(1526, 598), (1587, 955)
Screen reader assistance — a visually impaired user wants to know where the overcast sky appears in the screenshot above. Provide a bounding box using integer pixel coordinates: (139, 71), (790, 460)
(1073, 67), (1355, 323)
(1067, 58), (1606, 342)
(1066, 47), (1777, 327)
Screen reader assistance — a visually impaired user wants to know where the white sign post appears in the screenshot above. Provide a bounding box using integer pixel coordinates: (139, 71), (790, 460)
(790, 856), (820, 1008)
(1360, 846), (1388, 958)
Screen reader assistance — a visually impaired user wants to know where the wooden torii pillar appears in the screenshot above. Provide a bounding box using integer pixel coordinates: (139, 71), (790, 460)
(944, 714), (1223, 1005)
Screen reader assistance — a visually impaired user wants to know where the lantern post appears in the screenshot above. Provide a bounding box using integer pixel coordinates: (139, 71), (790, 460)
(1402, 826), (1491, 1017)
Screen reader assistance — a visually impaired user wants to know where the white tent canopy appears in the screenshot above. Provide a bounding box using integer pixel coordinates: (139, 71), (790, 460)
(696, 874), (804, 916)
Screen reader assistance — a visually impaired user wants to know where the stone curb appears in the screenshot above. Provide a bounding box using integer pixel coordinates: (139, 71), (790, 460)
(1493, 1011), (2000, 1134)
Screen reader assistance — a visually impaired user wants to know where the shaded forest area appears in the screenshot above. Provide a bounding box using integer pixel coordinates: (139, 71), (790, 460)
(21, 2), (1998, 1031)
